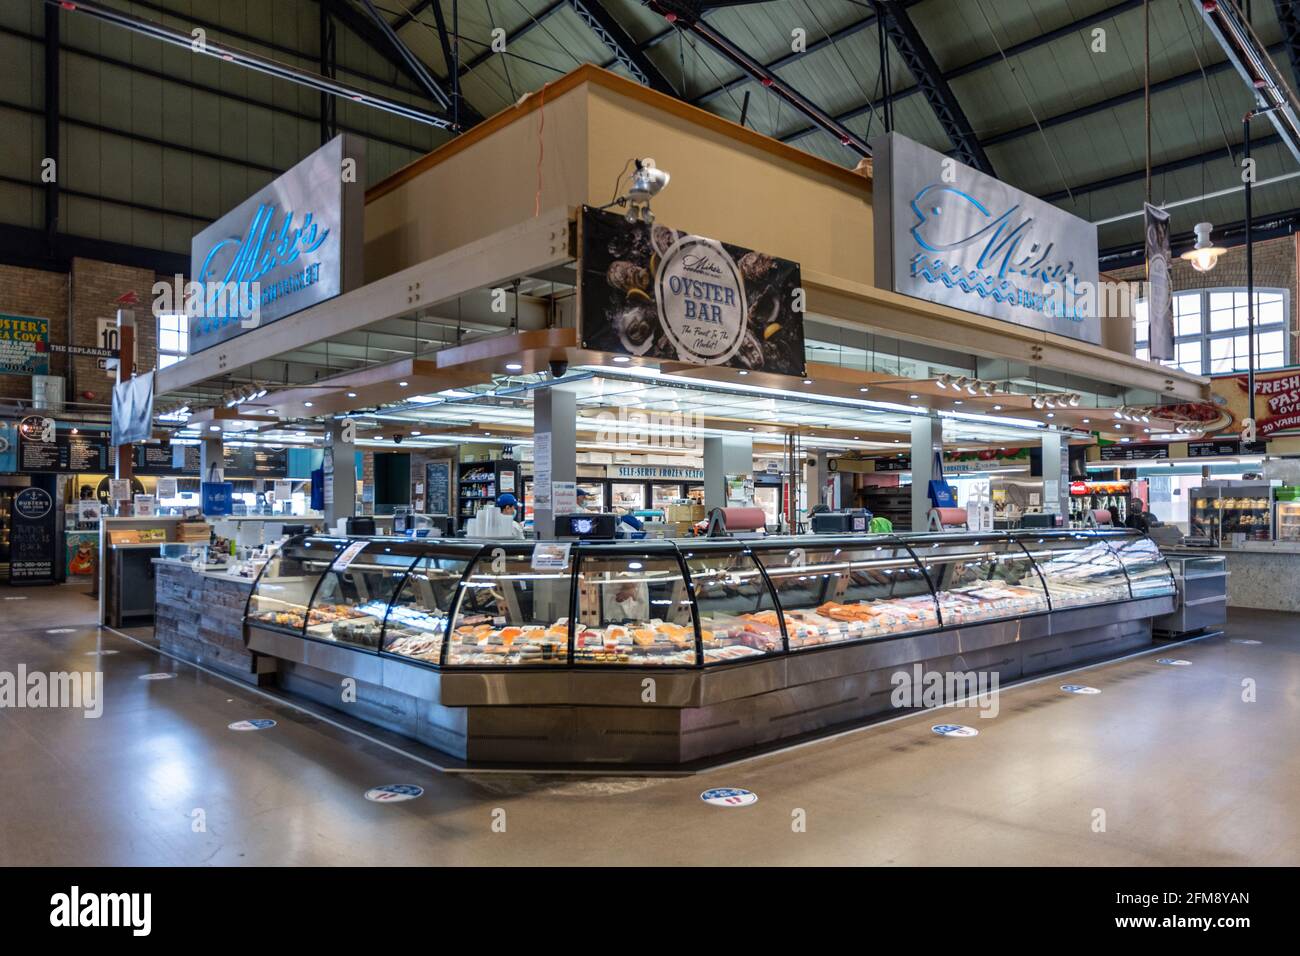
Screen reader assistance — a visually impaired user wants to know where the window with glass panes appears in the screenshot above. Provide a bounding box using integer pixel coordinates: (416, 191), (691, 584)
(1134, 289), (1288, 375)
(157, 314), (188, 369)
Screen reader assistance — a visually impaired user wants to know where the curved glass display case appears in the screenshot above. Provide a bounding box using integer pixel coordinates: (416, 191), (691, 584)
(244, 530), (1174, 669)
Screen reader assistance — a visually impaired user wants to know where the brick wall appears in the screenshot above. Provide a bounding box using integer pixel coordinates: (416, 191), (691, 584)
(0, 265), (68, 402)
(1109, 234), (1299, 350)
(0, 258), (162, 409)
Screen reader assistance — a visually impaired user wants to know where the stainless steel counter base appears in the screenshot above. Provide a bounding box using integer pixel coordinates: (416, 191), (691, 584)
(248, 596), (1174, 766)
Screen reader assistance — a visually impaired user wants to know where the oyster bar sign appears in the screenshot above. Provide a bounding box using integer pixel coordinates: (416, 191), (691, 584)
(871, 133), (1101, 345)
(188, 134), (364, 353)
(579, 206), (805, 376)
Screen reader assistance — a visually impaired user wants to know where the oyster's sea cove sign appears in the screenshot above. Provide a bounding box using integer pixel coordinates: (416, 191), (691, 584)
(188, 134), (364, 353)
(871, 132), (1101, 345)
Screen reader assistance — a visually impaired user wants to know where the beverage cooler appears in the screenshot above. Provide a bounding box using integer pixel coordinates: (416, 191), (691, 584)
(1276, 486), (1300, 541)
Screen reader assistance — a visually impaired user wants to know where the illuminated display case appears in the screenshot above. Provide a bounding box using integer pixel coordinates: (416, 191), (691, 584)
(245, 530), (1174, 669)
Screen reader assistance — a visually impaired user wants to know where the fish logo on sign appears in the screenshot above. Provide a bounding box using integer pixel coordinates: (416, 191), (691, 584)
(700, 787), (758, 807)
(364, 784), (424, 803)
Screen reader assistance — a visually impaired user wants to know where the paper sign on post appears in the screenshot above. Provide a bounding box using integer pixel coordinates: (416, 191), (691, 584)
(532, 541), (572, 571)
(156, 477), (178, 499)
(109, 479), (131, 501)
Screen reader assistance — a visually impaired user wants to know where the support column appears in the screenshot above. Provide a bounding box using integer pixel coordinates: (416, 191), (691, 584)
(200, 435), (224, 484)
(703, 436), (753, 511)
(533, 384), (577, 539)
(910, 416), (943, 532)
(1040, 430), (1069, 521)
(324, 426), (357, 527)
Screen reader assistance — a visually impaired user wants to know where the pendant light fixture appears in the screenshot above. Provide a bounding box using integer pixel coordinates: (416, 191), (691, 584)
(1180, 222), (1226, 272)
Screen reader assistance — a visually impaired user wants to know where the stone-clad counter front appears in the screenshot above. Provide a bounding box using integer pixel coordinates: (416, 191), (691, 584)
(152, 560), (273, 684)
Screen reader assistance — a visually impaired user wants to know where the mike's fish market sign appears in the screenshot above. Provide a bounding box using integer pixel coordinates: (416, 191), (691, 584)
(871, 132), (1101, 345)
(579, 206), (805, 376)
(186, 134), (364, 353)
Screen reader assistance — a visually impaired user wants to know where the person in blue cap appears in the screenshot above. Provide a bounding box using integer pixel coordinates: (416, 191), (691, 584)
(496, 492), (525, 538)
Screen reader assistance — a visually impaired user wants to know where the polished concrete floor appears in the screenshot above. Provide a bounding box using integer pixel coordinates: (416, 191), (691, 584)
(0, 582), (1296, 865)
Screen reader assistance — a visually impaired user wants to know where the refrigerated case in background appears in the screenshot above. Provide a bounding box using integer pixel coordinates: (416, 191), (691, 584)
(1275, 486), (1300, 541)
(1190, 482), (1274, 544)
(242, 529), (1176, 765)
(609, 481), (647, 513)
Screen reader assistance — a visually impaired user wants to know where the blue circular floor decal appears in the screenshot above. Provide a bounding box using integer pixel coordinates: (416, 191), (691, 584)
(1061, 684), (1101, 695)
(932, 724), (979, 737)
(365, 784), (424, 803)
(700, 787), (758, 807)
(1156, 658), (1192, 666)
(84, 649), (118, 657)
(139, 673), (176, 681)
(228, 719), (277, 731)
(1230, 639), (1262, 646)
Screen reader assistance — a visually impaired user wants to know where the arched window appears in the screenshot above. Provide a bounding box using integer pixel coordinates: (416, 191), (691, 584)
(1134, 288), (1288, 375)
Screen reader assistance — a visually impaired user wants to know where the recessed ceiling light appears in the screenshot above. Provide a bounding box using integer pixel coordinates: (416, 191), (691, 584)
(347, 392), (357, 398)
(411, 430), (421, 436)
(953, 399), (963, 405)
(612, 356), (631, 363)
(993, 404), (1002, 411)
(296, 430), (306, 437)
(910, 394), (920, 400)
(803, 379), (813, 385)
(1046, 412), (1055, 418)
(737, 370), (748, 376)
(1082, 418), (1090, 423)
(208, 425), (220, 432)
(304, 401), (313, 407)
(505, 363), (523, 371)
(398, 381), (409, 387)
(858, 386), (869, 392)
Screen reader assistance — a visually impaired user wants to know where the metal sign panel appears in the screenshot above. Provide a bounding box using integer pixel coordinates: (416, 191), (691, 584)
(871, 133), (1101, 344)
(188, 134), (365, 354)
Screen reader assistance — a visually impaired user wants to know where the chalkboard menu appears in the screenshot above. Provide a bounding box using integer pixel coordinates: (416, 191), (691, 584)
(1187, 438), (1268, 457)
(224, 446), (287, 478)
(9, 487), (57, 583)
(18, 431), (110, 472)
(1099, 443), (1169, 462)
(425, 460), (451, 515)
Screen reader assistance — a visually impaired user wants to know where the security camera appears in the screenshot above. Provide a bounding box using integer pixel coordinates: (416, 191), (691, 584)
(392, 433), (404, 444)
(549, 359), (569, 378)
(625, 158), (670, 224)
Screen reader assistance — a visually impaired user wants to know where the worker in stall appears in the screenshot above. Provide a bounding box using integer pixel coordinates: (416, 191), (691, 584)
(496, 492), (526, 539)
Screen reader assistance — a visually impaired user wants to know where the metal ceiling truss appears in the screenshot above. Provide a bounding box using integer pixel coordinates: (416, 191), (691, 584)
(779, 0), (1138, 150)
(568, 0), (678, 95)
(1199, 0), (1300, 166)
(873, 0), (992, 174)
(45, 0), (455, 128)
(647, 1), (870, 156)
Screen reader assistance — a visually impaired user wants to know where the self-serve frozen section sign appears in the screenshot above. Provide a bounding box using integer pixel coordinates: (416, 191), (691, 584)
(871, 132), (1101, 345)
(187, 134), (365, 354)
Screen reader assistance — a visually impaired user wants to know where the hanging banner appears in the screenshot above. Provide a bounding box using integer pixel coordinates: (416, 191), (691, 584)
(1225, 368), (1300, 437)
(579, 206), (805, 375)
(1144, 203), (1174, 361)
(111, 371), (155, 446)
(871, 132), (1101, 344)
(188, 134), (365, 353)
(0, 314), (50, 375)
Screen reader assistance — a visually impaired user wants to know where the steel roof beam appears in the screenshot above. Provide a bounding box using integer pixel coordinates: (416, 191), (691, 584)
(874, 0), (992, 173)
(568, 0), (678, 95)
(778, 0), (1140, 148)
(44, 0), (454, 128)
(648, 1), (870, 156)
(1041, 131), (1280, 204)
